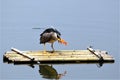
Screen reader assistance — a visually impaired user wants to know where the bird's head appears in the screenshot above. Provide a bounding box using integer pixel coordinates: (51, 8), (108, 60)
(52, 28), (67, 46)
(58, 38), (67, 46)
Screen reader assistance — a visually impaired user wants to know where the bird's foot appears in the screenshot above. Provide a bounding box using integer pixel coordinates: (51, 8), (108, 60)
(43, 50), (47, 54)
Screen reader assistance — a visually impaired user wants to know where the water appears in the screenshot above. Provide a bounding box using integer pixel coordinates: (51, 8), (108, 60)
(0, 0), (119, 80)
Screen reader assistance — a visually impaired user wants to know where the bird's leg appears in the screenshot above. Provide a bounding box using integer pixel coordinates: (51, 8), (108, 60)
(51, 43), (55, 53)
(43, 43), (46, 53)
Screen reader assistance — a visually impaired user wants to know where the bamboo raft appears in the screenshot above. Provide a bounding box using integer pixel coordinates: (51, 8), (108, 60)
(3, 47), (114, 64)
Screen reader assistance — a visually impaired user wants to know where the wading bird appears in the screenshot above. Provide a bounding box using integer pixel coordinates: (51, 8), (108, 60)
(40, 28), (67, 53)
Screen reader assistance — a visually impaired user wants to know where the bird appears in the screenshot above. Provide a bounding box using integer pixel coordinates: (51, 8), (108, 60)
(40, 28), (67, 53)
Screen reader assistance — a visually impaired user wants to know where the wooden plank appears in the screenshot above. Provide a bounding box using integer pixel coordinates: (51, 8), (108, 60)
(87, 47), (103, 60)
(4, 51), (113, 59)
(3, 48), (115, 64)
(11, 48), (35, 61)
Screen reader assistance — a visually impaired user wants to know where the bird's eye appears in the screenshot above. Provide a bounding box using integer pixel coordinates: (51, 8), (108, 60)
(57, 35), (60, 38)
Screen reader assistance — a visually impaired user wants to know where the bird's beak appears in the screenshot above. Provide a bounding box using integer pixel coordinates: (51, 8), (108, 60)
(58, 38), (67, 46)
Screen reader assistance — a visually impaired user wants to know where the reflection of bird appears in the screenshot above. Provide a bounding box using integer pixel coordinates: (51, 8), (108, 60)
(39, 65), (67, 79)
(40, 28), (67, 53)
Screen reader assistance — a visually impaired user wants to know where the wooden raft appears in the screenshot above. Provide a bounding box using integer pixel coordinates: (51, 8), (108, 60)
(3, 48), (114, 64)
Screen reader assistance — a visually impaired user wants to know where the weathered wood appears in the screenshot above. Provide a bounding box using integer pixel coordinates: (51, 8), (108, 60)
(11, 48), (35, 61)
(87, 47), (103, 60)
(3, 48), (114, 64)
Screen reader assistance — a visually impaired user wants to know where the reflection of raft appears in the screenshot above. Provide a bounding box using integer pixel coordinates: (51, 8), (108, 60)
(3, 47), (114, 64)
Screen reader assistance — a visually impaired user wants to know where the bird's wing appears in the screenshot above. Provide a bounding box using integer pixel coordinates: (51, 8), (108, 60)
(40, 33), (52, 43)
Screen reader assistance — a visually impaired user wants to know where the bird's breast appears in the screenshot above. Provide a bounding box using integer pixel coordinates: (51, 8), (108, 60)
(48, 39), (57, 43)
(48, 33), (58, 43)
